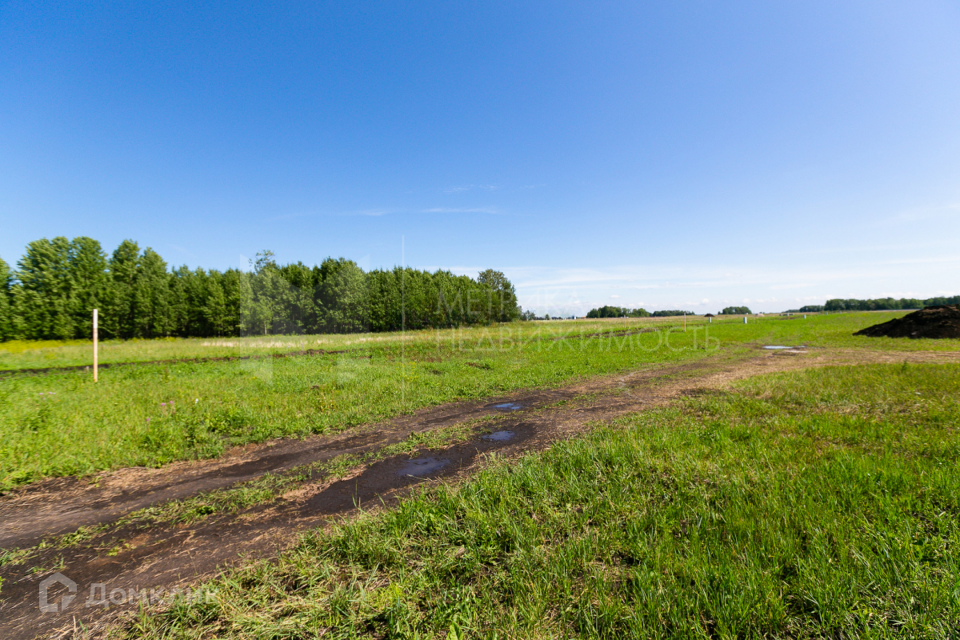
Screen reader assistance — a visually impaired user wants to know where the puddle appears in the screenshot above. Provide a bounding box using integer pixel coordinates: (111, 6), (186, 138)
(397, 457), (450, 477)
(491, 402), (523, 411)
(763, 345), (806, 350)
(482, 430), (515, 442)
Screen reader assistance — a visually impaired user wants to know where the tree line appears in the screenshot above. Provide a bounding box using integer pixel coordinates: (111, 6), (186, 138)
(720, 306), (752, 315)
(823, 296), (960, 312)
(585, 306), (695, 318)
(0, 237), (521, 341)
(586, 306), (651, 318)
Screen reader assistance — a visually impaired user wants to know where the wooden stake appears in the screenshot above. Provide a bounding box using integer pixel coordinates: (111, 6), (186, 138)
(93, 308), (98, 383)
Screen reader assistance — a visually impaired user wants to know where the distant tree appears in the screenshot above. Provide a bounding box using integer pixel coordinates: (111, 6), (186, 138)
(922, 296), (960, 307)
(222, 269), (253, 336)
(0, 257), (12, 340)
(104, 240), (141, 339)
(823, 297), (956, 312)
(720, 306), (751, 315)
(366, 269), (401, 332)
(252, 250), (276, 273)
(319, 258), (368, 333)
(276, 261), (320, 333)
(67, 237), (109, 339)
(651, 309), (694, 317)
(177, 267), (214, 337)
(12, 237), (75, 340)
(203, 271), (229, 337)
(167, 267), (191, 336)
(0, 237), (532, 341)
(586, 305), (650, 318)
(133, 248), (173, 338)
(247, 261), (282, 336)
(477, 269), (520, 323)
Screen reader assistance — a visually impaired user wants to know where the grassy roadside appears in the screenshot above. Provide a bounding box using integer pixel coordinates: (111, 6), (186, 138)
(115, 363), (960, 639)
(2, 313), (958, 490)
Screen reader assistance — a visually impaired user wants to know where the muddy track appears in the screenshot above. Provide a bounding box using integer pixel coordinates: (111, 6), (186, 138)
(0, 348), (352, 379)
(2, 347), (959, 639)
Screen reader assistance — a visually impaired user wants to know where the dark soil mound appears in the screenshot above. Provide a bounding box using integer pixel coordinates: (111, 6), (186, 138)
(854, 305), (960, 339)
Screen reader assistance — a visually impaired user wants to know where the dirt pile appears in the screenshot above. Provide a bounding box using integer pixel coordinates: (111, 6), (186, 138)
(854, 305), (960, 339)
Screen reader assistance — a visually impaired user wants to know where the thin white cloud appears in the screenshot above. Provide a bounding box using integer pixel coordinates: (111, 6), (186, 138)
(267, 209), (398, 221)
(443, 184), (503, 194)
(349, 209), (395, 217)
(421, 207), (501, 214)
(270, 206), (504, 221)
(881, 202), (960, 226)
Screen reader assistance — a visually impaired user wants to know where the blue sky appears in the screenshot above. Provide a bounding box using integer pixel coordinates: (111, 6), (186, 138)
(2, 1), (959, 315)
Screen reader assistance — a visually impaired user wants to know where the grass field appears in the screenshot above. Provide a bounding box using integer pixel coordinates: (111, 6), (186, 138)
(115, 362), (960, 639)
(2, 312), (960, 638)
(2, 312), (958, 491)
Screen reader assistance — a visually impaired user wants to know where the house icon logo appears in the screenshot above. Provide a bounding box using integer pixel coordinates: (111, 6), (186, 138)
(39, 572), (77, 613)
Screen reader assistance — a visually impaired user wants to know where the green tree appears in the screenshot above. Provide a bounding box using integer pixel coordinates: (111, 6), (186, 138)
(720, 306), (751, 315)
(133, 248), (172, 337)
(0, 237), (527, 341)
(477, 269), (520, 323)
(104, 240), (141, 339)
(366, 269), (400, 332)
(67, 237), (109, 339)
(203, 271), (228, 337)
(12, 237), (75, 339)
(0, 257), (12, 340)
(178, 268), (214, 336)
(222, 269), (253, 336)
(167, 266), (194, 336)
(248, 254), (285, 335)
(277, 261), (320, 333)
(319, 258), (368, 333)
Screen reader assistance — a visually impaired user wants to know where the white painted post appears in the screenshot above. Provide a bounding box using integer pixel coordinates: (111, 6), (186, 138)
(93, 309), (98, 383)
(743, 316), (747, 324)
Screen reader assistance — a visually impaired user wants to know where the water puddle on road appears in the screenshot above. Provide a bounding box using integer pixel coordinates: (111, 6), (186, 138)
(397, 458), (450, 477)
(482, 430), (515, 442)
(763, 345), (806, 350)
(490, 402), (523, 411)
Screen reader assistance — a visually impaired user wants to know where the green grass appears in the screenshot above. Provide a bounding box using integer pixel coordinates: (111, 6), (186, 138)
(0, 334), (369, 371)
(2, 312), (958, 491)
(115, 363), (960, 639)
(0, 311), (953, 372)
